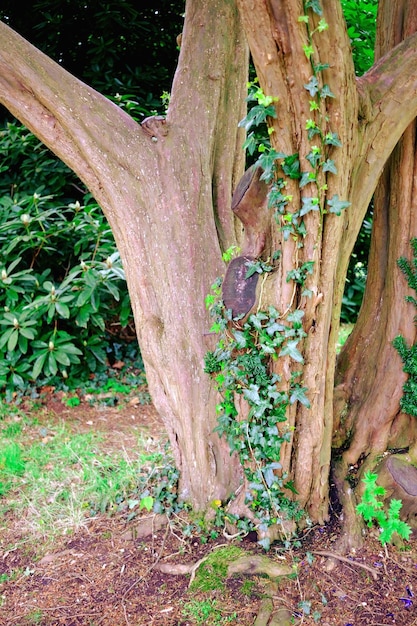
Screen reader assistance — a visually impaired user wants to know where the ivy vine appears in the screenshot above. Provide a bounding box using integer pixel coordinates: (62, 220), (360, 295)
(204, 0), (351, 548)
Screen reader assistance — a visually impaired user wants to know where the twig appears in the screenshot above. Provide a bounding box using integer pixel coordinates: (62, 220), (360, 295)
(312, 550), (379, 580)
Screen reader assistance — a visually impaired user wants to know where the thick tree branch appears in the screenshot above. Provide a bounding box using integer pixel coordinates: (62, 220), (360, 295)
(0, 21), (154, 208)
(356, 31), (417, 200)
(338, 30), (417, 294)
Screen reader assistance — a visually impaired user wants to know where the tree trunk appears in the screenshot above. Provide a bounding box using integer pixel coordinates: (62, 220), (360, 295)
(2, 1), (417, 530)
(333, 0), (417, 548)
(0, 1), (249, 510)
(236, 0), (417, 524)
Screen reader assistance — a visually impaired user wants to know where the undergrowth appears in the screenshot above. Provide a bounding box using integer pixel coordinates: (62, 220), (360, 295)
(0, 404), (166, 537)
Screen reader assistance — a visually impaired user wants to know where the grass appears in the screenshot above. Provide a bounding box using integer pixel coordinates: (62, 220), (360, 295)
(190, 545), (245, 592)
(182, 599), (237, 624)
(0, 401), (166, 539)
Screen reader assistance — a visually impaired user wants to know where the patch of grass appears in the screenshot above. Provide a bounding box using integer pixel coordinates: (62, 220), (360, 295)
(0, 401), (167, 538)
(190, 546), (245, 592)
(240, 578), (257, 596)
(182, 599), (237, 625)
(24, 608), (44, 625)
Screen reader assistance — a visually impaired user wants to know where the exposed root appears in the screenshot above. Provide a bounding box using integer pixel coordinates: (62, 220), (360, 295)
(312, 550), (379, 580)
(331, 458), (365, 552)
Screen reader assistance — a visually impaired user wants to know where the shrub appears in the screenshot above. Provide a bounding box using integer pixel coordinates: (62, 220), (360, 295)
(0, 121), (135, 395)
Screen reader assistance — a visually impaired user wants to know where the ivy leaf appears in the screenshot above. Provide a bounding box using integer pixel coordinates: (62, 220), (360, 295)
(300, 196), (320, 217)
(258, 150), (286, 183)
(243, 385), (261, 405)
(324, 131), (342, 147)
(287, 309), (305, 324)
(320, 84), (335, 99)
(317, 18), (328, 32)
(322, 159), (337, 174)
(304, 76), (319, 97)
(306, 149), (321, 168)
(327, 195), (351, 215)
(279, 340), (304, 363)
(238, 103), (277, 132)
(313, 62), (329, 73)
(233, 330), (247, 349)
(266, 321), (286, 335)
(257, 537), (271, 551)
(299, 171), (316, 188)
(290, 385), (311, 408)
(303, 44), (314, 60)
(305, 0), (322, 15)
(282, 154), (300, 179)
(263, 466), (279, 487)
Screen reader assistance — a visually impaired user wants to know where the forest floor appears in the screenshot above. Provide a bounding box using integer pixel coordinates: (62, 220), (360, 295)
(0, 383), (417, 626)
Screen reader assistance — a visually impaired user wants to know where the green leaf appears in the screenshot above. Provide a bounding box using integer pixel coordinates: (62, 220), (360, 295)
(304, 76), (319, 97)
(54, 351), (71, 366)
(322, 159), (337, 174)
(244, 385), (261, 405)
(279, 340), (304, 363)
(305, 0), (322, 15)
(140, 496), (154, 512)
(32, 352), (48, 379)
(299, 171), (316, 188)
(55, 301), (70, 318)
(0, 327), (14, 350)
(59, 343), (83, 356)
(303, 44), (314, 60)
(320, 84), (335, 99)
(7, 329), (18, 352)
(19, 327), (36, 340)
(282, 154), (300, 179)
(324, 132), (342, 147)
(48, 352), (58, 376)
(327, 195), (351, 215)
(290, 386), (310, 408)
(300, 196), (320, 217)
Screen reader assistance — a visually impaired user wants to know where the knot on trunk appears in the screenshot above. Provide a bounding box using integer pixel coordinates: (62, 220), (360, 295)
(223, 165), (271, 318)
(222, 256), (259, 318)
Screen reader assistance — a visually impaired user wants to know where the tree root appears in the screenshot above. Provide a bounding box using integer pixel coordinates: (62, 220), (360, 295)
(312, 550), (379, 580)
(253, 598), (273, 626)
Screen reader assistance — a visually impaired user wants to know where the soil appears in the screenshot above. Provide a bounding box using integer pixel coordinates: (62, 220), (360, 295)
(1, 389), (417, 626)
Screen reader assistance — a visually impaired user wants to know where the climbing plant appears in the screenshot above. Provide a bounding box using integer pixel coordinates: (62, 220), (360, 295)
(204, 0), (350, 547)
(393, 238), (417, 417)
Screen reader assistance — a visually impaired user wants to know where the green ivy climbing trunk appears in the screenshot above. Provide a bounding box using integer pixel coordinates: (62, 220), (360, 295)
(236, 0), (417, 530)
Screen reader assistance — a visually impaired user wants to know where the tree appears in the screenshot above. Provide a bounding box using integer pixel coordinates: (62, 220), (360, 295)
(1, 0), (417, 547)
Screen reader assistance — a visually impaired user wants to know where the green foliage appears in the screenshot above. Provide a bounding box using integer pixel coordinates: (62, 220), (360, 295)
(0, 1), (184, 117)
(0, 121), (136, 393)
(205, 0), (354, 545)
(393, 238), (417, 417)
(341, 0), (378, 76)
(205, 296), (306, 544)
(182, 599), (237, 625)
(190, 546), (244, 592)
(356, 472), (412, 545)
(339, 0), (377, 322)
